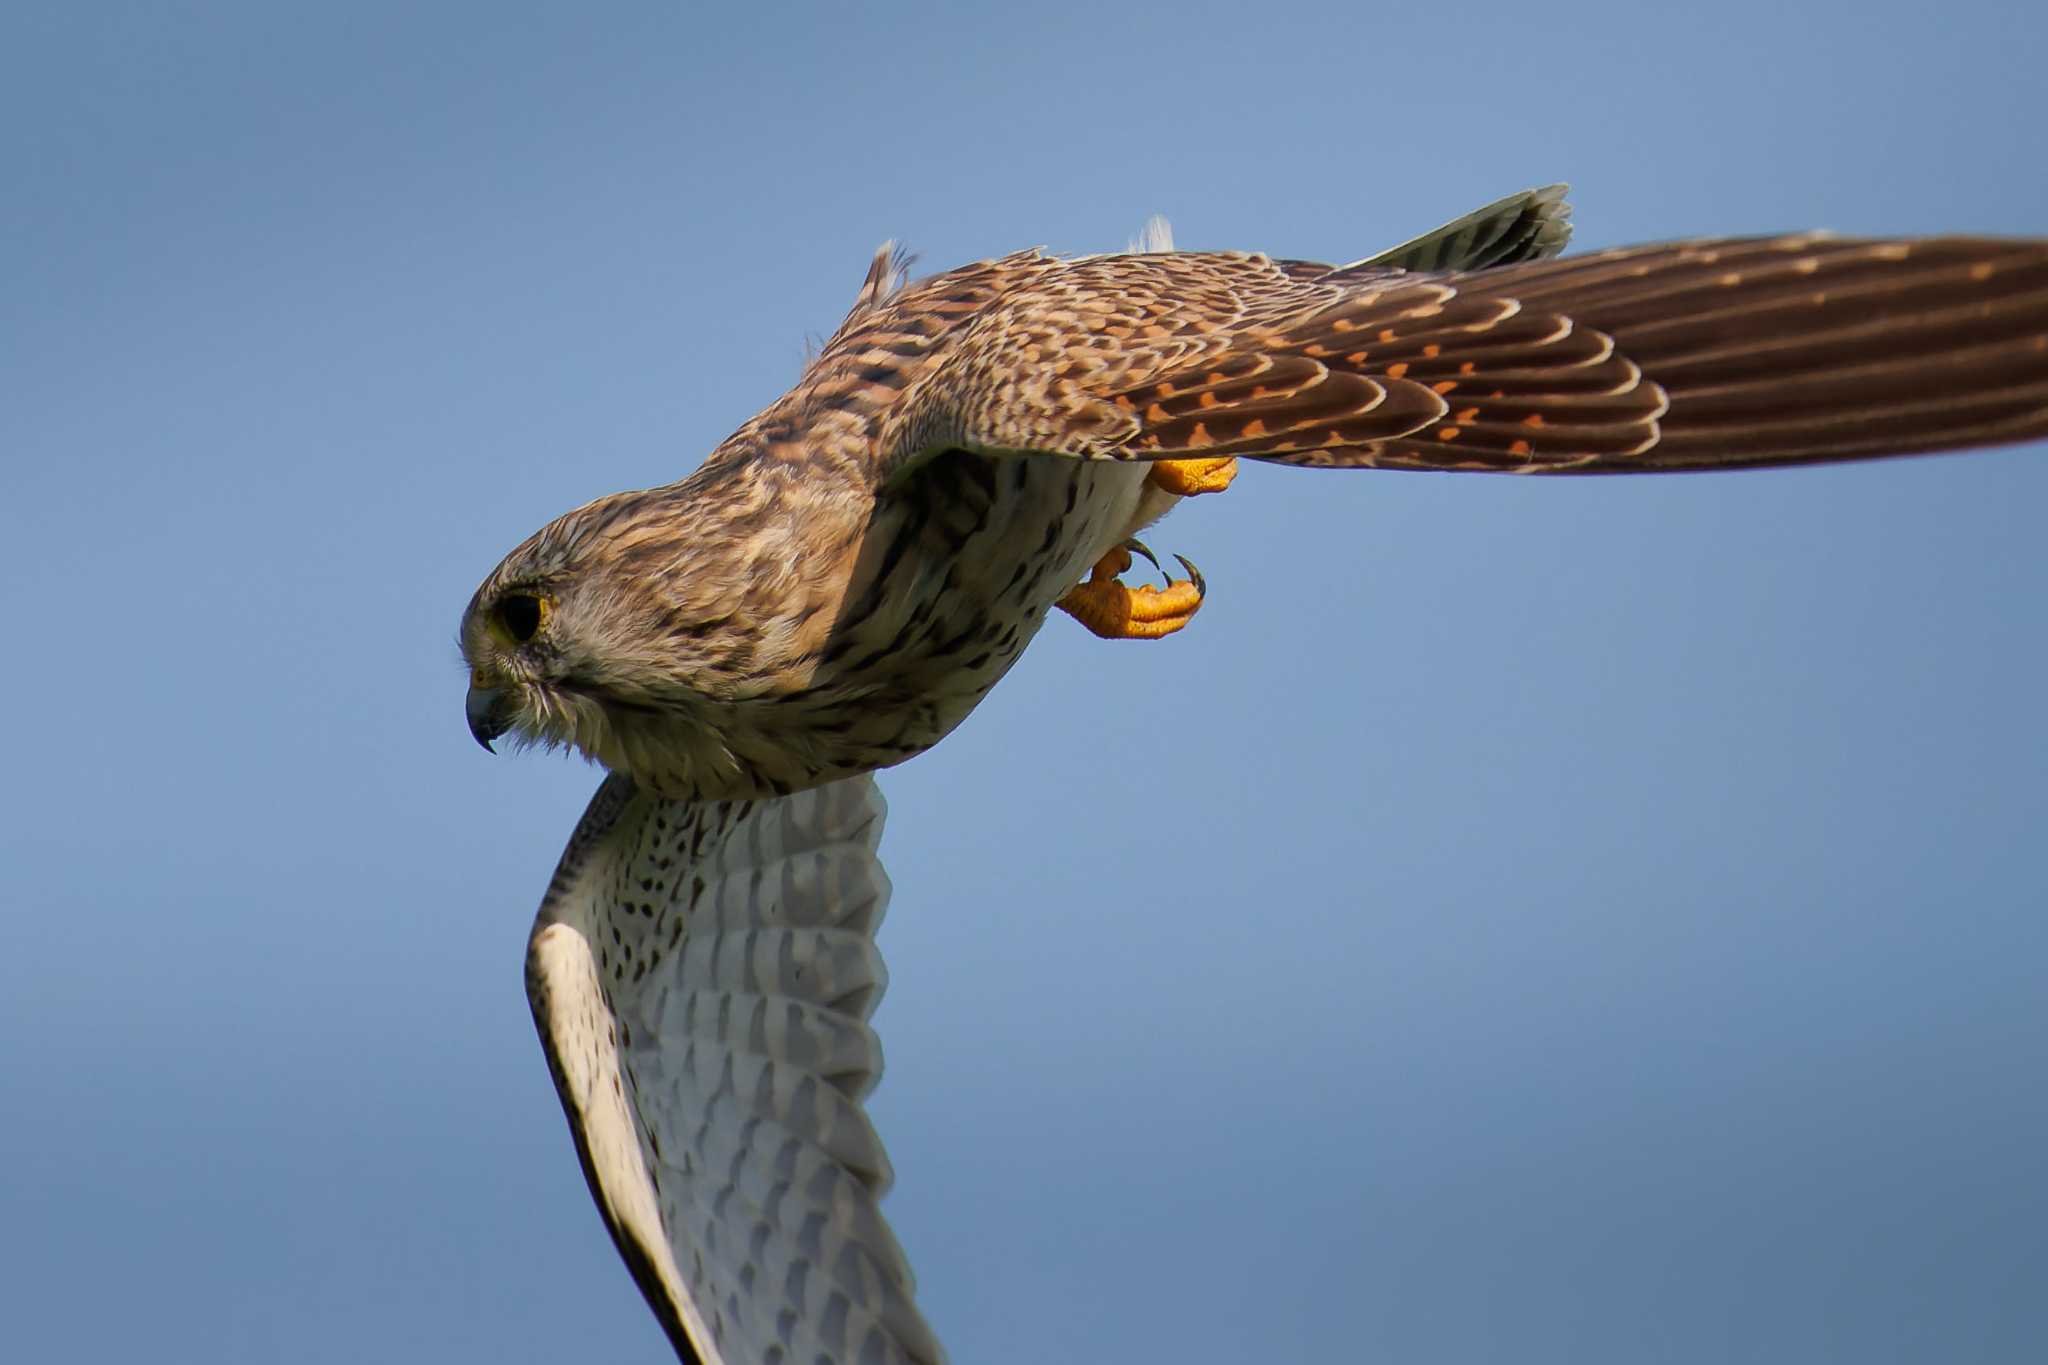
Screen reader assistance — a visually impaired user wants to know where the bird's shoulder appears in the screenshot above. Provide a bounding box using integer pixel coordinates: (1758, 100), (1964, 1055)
(726, 246), (1371, 475)
(802, 245), (1362, 396)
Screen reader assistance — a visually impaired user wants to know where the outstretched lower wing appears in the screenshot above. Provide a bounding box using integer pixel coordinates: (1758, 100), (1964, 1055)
(525, 774), (942, 1365)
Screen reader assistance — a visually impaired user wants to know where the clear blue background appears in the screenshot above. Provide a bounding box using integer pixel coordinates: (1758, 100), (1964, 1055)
(5, 4), (2044, 1362)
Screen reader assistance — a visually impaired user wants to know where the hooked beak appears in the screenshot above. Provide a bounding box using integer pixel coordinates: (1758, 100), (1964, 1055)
(466, 685), (513, 753)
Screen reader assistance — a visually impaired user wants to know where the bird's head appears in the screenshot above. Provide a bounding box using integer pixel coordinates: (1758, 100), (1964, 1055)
(459, 472), (850, 798)
(460, 488), (742, 784)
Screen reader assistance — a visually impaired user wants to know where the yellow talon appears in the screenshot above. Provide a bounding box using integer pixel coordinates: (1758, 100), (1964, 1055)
(1149, 456), (1239, 497)
(1056, 542), (1207, 641)
(1052, 459), (1231, 638)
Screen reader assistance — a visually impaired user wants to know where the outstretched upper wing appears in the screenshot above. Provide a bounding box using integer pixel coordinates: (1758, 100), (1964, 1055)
(526, 774), (942, 1365)
(879, 232), (2048, 476)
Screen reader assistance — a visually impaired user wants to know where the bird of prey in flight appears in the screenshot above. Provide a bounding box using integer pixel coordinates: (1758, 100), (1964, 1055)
(459, 185), (2048, 1364)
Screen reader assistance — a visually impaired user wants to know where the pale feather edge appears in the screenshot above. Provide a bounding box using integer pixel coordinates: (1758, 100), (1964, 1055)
(526, 779), (727, 1365)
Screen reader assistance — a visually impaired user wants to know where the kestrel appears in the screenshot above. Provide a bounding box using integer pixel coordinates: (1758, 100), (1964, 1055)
(460, 186), (2048, 1364)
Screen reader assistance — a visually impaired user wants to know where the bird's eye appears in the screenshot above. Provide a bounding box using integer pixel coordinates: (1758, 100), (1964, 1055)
(497, 593), (546, 643)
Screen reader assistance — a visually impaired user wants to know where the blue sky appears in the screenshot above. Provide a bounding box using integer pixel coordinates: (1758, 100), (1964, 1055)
(4, 3), (2045, 1362)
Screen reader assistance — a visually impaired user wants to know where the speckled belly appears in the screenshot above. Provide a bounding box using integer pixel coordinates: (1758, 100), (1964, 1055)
(716, 453), (1164, 791)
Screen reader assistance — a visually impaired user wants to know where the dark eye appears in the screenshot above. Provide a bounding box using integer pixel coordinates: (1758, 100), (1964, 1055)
(497, 593), (545, 643)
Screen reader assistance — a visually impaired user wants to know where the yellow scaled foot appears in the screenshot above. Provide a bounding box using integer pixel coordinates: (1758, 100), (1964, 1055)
(1056, 541), (1207, 641)
(1149, 456), (1239, 497)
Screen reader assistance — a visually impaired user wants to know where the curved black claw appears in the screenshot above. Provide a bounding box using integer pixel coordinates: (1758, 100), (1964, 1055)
(1173, 553), (1206, 598)
(1122, 537), (1162, 577)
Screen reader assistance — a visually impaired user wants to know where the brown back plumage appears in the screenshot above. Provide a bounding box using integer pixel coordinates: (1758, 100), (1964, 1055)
(822, 229), (2048, 479)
